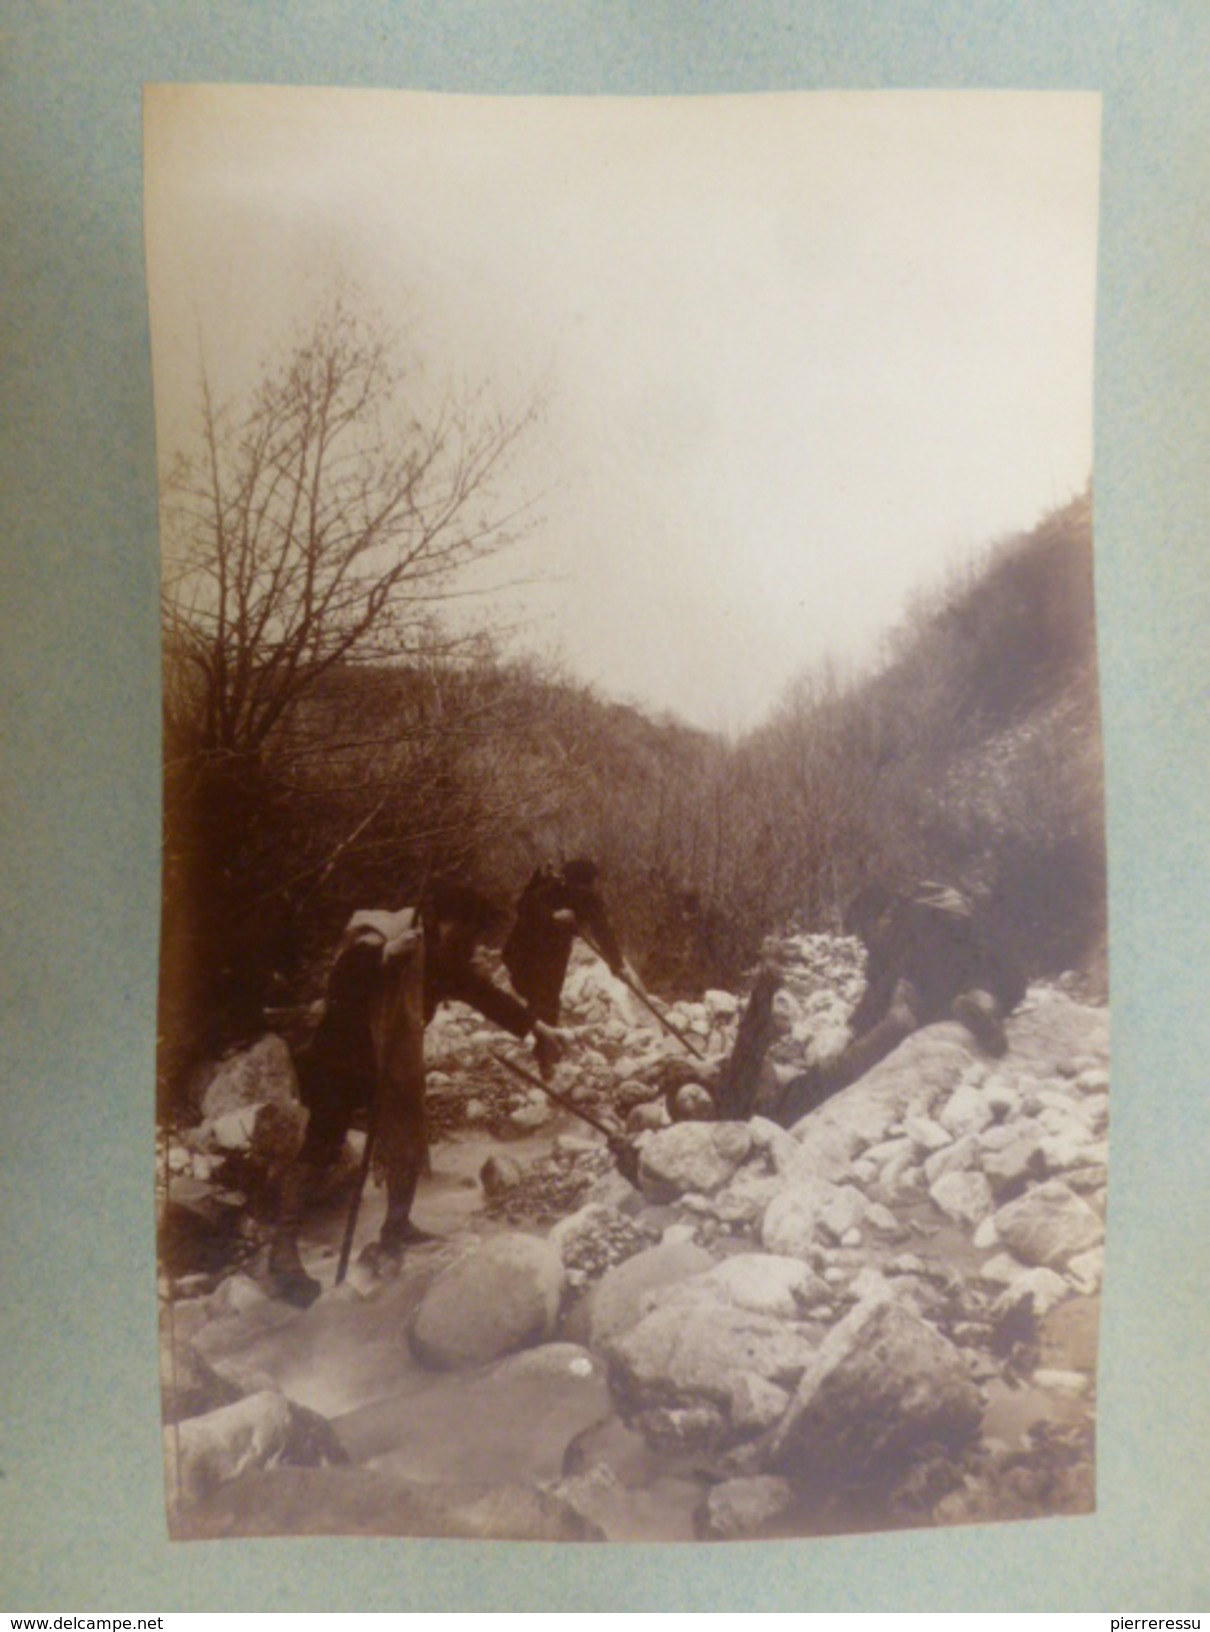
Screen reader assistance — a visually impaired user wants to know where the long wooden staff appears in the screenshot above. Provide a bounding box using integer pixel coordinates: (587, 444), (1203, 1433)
(491, 1049), (620, 1141)
(579, 931), (706, 1060)
(334, 1096), (379, 1286)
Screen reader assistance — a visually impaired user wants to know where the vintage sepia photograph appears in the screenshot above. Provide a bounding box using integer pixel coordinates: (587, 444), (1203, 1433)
(147, 85), (1107, 1543)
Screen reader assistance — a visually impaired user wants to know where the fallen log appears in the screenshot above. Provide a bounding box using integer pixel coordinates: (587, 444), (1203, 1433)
(713, 960), (783, 1121)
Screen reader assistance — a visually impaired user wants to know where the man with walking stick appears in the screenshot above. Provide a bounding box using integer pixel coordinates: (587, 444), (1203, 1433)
(502, 858), (629, 1025)
(503, 857), (707, 1060)
(268, 880), (564, 1308)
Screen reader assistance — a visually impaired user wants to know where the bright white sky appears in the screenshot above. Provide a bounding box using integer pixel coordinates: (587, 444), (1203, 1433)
(145, 87), (1100, 735)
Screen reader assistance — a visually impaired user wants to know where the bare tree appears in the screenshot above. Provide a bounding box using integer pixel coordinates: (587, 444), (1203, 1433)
(158, 299), (542, 1090)
(162, 297), (537, 763)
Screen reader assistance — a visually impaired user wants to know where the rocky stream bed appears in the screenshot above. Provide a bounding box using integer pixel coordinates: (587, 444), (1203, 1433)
(158, 935), (1108, 1542)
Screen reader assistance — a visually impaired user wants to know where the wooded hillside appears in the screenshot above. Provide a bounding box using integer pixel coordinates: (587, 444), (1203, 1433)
(160, 488), (1105, 1095)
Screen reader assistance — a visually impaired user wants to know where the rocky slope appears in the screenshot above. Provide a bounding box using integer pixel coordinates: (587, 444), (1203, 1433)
(158, 935), (1108, 1541)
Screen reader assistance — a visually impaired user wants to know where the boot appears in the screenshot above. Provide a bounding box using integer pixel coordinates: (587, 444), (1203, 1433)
(361, 1164), (434, 1272)
(268, 1163), (323, 1308)
(952, 988), (1008, 1056)
(531, 1020), (566, 1081)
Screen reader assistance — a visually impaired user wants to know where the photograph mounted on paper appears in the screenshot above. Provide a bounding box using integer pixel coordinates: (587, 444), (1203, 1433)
(147, 85), (1107, 1542)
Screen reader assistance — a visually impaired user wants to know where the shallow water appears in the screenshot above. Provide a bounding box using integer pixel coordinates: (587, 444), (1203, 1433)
(181, 1111), (1100, 1542)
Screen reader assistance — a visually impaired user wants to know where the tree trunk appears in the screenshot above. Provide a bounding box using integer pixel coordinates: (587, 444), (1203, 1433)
(714, 959), (783, 1121)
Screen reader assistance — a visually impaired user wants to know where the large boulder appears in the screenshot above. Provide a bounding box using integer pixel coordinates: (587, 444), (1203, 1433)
(200, 1035), (300, 1121)
(992, 1180), (1104, 1269)
(409, 1233), (565, 1370)
(770, 1295), (983, 1482)
(746, 1116), (802, 1174)
(579, 1240), (715, 1348)
(1005, 989), (1110, 1081)
(159, 1323), (242, 1425)
(760, 1179), (870, 1257)
(979, 1128), (1048, 1196)
(637, 1122), (753, 1202)
(605, 1301), (815, 1413)
(790, 1026), (976, 1148)
(546, 1202), (652, 1289)
(165, 1388), (346, 1507)
(784, 1121), (866, 1186)
(699, 1475), (796, 1539)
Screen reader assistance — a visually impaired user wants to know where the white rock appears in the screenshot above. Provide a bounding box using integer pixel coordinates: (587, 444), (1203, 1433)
(199, 1036), (299, 1121)
(979, 1253), (1025, 1286)
(938, 1082), (994, 1139)
(978, 1122), (1025, 1150)
(904, 1115), (952, 1153)
(702, 1475), (796, 1538)
(980, 1130), (1047, 1194)
(1066, 1246), (1104, 1294)
(166, 1389), (344, 1507)
(1039, 1130), (1095, 1173)
(480, 1154), (525, 1195)
(760, 1179), (862, 1257)
(848, 1266), (893, 1304)
(728, 1375), (792, 1433)
(992, 1267), (1070, 1320)
(584, 1241), (715, 1347)
(638, 1122), (753, 1201)
(880, 1148), (924, 1195)
(1036, 1104), (1085, 1138)
(1082, 1094), (1110, 1135)
(548, 1202), (620, 1261)
(864, 1136), (916, 1168)
(409, 1234), (565, 1369)
(993, 1181), (1104, 1270)
(605, 1302), (815, 1411)
(651, 1253), (825, 1321)
(865, 1202), (906, 1238)
(924, 1134), (980, 1185)
(510, 1102), (551, 1130)
(627, 1101), (671, 1134)
(208, 1274), (271, 1316)
(711, 1165), (782, 1225)
(746, 1116), (801, 1174)
(929, 1170), (995, 1226)
(1034, 1368), (1090, 1395)
(206, 1107), (260, 1152)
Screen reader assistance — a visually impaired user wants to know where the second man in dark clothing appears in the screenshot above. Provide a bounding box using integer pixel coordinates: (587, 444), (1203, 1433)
(502, 858), (627, 1025)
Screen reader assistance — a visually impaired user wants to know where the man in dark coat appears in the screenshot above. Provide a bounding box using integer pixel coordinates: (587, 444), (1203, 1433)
(776, 879), (1026, 1127)
(502, 858), (626, 1025)
(269, 880), (562, 1307)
